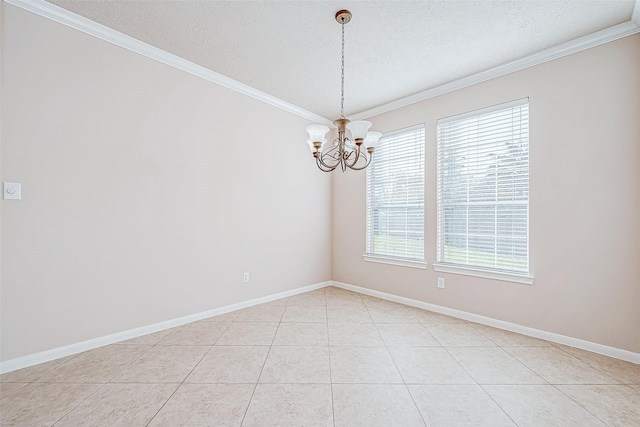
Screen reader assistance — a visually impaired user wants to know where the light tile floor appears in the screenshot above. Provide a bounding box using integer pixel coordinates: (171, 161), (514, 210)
(1, 286), (639, 426)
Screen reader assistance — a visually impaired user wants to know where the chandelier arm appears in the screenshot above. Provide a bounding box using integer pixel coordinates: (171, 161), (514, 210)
(345, 141), (361, 167)
(349, 146), (373, 171)
(316, 155), (338, 172)
(317, 155), (339, 171)
(347, 150), (373, 171)
(317, 146), (341, 170)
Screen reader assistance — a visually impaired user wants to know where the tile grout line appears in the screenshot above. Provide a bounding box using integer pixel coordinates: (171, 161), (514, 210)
(438, 330), (527, 425)
(436, 328), (524, 426)
(494, 345), (551, 386)
(549, 383), (615, 426)
(325, 289), (336, 427)
(501, 345), (619, 385)
(364, 297), (428, 427)
(50, 383), (108, 426)
(552, 345), (622, 384)
(476, 384), (521, 427)
(238, 298), (286, 426)
(145, 319), (235, 426)
(52, 341), (160, 426)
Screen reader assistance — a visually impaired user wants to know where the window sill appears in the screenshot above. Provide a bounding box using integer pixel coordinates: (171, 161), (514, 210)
(363, 255), (427, 269)
(432, 263), (534, 285)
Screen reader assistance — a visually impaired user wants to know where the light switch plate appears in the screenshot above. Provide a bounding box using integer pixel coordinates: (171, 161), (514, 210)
(3, 182), (21, 200)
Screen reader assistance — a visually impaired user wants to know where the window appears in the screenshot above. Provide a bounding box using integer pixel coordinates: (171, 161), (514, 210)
(436, 99), (530, 278)
(366, 124), (425, 265)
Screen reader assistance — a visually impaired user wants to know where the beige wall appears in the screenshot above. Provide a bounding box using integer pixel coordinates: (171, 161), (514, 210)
(0, 5), (331, 362)
(333, 34), (640, 353)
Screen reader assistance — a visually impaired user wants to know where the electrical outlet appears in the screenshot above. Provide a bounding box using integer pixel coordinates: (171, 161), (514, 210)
(243, 272), (250, 283)
(437, 277), (445, 289)
(3, 182), (21, 200)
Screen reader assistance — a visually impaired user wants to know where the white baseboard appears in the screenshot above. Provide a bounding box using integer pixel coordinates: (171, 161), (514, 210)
(0, 281), (330, 374)
(331, 281), (640, 364)
(4, 279), (637, 374)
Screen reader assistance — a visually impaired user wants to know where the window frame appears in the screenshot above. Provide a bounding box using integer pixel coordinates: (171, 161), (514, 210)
(434, 99), (533, 284)
(364, 124), (426, 268)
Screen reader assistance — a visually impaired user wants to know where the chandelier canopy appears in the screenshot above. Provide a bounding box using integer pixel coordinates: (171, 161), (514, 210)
(305, 10), (381, 172)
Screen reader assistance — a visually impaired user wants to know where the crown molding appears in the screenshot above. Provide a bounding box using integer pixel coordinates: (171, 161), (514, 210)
(351, 18), (640, 121)
(4, 0), (637, 127)
(3, 0), (333, 127)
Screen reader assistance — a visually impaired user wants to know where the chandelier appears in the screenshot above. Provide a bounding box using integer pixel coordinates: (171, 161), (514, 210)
(305, 10), (381, 172)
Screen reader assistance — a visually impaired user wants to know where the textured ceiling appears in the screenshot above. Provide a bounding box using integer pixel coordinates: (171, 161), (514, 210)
(48, 0), (635, 120)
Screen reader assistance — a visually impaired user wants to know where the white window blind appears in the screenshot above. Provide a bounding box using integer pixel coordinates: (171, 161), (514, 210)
(366, 124), (425, 261)
(437, 99), (529, 274)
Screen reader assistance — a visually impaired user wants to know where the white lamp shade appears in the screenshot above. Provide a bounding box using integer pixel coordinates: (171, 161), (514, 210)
(305, 124), (330, 143)
(347, 120), (372, 140)
(364, 131), (382, 149)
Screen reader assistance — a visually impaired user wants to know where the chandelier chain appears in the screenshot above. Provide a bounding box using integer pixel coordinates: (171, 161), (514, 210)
(340, 21), (345, 119)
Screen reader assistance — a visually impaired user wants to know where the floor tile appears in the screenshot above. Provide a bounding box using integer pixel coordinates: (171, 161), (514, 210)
(470, 324), (551, 346)
(324, 287), (359, 296)
(484, 384), (605, 426)
(327, 305), (372, 323)
(215, 322), (279, 345)
(325, 295), (365, 307)
(554, 344), (640, 384)
(361, 296), (407, 310)
(287, 294), (326, 306)
(36, 345), (150, 383)
(409, 384), (516, 426)
(504, 346), (618, 384)
(6, 286), (638, 425)
(281, 305), (327, 322)
(388, 347), (475, 384)
(200, 310), (240, 322)
(0, 382), (100, 426)
(111, 345), (209, 383)
(376, 323), (440, 346)
(0, 355), (76, 383)
(448, 347), (546, 384)
(427, 323), (496, 346)
(272, 322), (328, 346)
(186, 346), (269, 383)
(557, 384), (640, 427)
(243, 383), (333, 426)
(56, 383), (177, 426)
(117, 328), (176, 346)
(333, 384), (425, 427)
(330, 346), (403, 383)
(368, 307), (418, 323)
(149, 383), (254, 426)
(301, 288), (326, 295)
(0, 382), (27, 400)
(328, 322), (384, 346)
(407, 308), (466, 326)
(157, 321), (230, 345)
(235, 305), (285, 322)
(259, 346), (330, 384)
